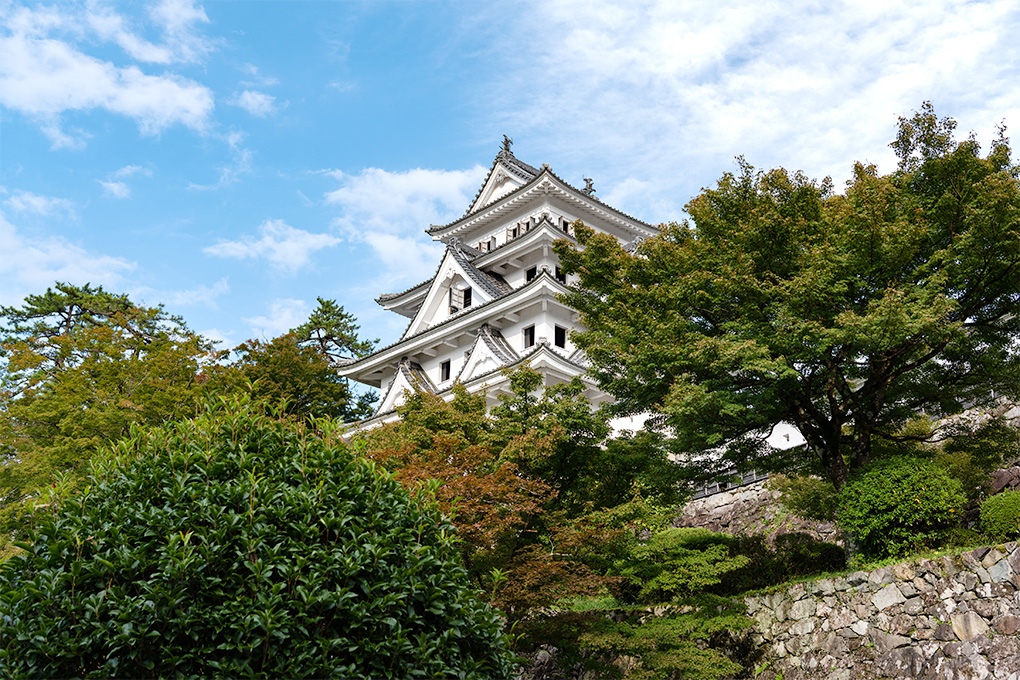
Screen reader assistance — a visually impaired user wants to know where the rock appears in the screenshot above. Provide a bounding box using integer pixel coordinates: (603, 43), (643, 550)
(846, 571), (869, 587)
(989, 558), (1014, 583)
(870, 629), (911, 652)
(790, 598), (815, 620)
(897, 580), (918, 598)
(958, 571), (979, 590)
(1010, 546), (1020, 574)
(994, 614), (1020, 635)
(851, 619), (869, 636)
(868, 567), (895, 587)
(789, 618), (815, 636)
(814, 579), (835, 596)
(940, 555), (958, 578)
(877, 647), (925, 678)
(934, 623), (956, 641)
(821, 631), (846, 656)
(872, 583), (907, 611)
(951, 611), (990, 641)
(971, 599), (998, 619)
(983, 548), (1006, 568)
(893, 562), (915, 581)
(904, 596), (924, 615)
(975, 565), (992, 583)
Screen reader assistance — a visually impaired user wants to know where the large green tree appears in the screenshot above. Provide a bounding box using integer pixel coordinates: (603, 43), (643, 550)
(207, 333), (375, 421)
(556, 105), (1020, 490)
(0, 283), (213, 546)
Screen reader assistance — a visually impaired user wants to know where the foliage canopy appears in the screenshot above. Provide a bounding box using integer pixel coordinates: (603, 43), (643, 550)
(556, 104), (1020, 489)
(0, 396), (513, 679)
(0, 283), (213, 548)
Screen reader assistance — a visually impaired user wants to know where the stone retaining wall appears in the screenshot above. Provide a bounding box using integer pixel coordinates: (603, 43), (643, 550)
(676, 479), (841, 546)
(745, 543), (1020, 679)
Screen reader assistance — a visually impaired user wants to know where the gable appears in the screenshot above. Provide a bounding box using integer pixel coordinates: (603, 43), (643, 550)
(375, 359), (435, 416)
(455, 324), (519, 384)
(467, 161), (533, 215)
(402, 244), (510, 339)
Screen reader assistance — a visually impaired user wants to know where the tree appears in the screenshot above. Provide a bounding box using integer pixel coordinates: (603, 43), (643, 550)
(291, 297), (376, 365)
(0, 283), (214, 548)
(0, 395), (514, 679)
(209, 333), (375, 421)
(556, 104), (1020, 490)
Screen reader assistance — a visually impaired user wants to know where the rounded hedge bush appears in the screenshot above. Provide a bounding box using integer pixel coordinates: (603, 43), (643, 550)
(837, 456), (964, 559)
(0, 397), (513, 679)
(980, 490), (1020, 541)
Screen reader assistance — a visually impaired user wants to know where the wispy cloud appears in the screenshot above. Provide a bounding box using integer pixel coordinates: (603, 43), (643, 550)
(243, 298), (310, 340)
(234, 89), (277, 117)
(489, 0), (1020, 220)
(324, 165), (487, 284)
(113, 164), (151, 179)
(0, 2), (215, 148)
(203, 219), (341, 273)
(0, 213), (135, 306)
(2, 189), (77, 218)
(135, 278), (230, 309)
(98, 164), (153, 198)
(99, 180), (130, 199)
(188, 131), (254, 190)
(239, 63), (279, 88)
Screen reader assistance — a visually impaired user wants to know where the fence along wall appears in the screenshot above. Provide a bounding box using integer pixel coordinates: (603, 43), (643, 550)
(745, 542), (1020, 680)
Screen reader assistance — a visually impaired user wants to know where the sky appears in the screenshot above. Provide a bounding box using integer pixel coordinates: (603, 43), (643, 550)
(3, 0), (1020, 352)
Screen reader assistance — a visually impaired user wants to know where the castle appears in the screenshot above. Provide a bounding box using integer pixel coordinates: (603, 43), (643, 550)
(338, 139), (659, 427)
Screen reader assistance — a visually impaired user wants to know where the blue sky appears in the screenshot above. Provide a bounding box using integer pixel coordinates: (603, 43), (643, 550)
(3, 0), (1020, 351)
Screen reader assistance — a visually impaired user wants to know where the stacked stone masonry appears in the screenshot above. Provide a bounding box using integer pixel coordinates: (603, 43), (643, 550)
(676, 480), (841, 546)
(745, 542), (1020, 679)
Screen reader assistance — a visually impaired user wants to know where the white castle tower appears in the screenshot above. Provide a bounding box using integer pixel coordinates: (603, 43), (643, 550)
(338, 138), (659, 428)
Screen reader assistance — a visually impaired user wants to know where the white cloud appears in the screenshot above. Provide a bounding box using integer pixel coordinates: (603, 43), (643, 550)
(490, 0), (1020, 220)
(97, 165), (152, 198)
(325, 165), (487, 283)
(203, 219), (341, 273)
(88, 0), (211, 64)
(135, 278), (230, 309)
(113, 164), (151, 178)
(234, 90), (277, 117)
(0, 213), (135, 306)
(243, 298), (310, 340)
(0, 2), (215, 148)
(3, 189), (76, 218)
(197, 327), (234, 350)
(99, 180), (130, 199)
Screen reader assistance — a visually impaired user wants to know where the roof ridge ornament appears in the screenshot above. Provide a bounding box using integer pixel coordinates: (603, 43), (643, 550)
(498, 135), (514, 159)
(582, 178), (595, 196)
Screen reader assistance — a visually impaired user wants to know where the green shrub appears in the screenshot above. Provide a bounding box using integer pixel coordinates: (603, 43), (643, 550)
(0, 396), (513, 679)
(612, 527), (750, 604)
(837, 457), (964, 559)
(980, 490), (1020, 541)
(711, 533), (846, 594)
(768, 475), (839, 522)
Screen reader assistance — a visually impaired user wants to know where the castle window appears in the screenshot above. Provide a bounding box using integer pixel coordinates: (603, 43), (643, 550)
(555, 267), (566, 284)
(526, 266), (537, 282)
(463, 288), (472, 308)
(555, 325), (567, 348)
(523, 325), (535, 348)
(440, 360), (451, 382)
